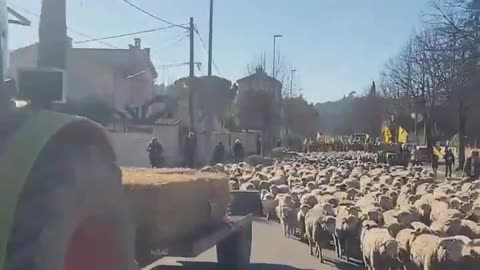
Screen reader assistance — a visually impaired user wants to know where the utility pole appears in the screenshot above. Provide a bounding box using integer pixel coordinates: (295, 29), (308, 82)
(189, 17), (195, 78)
(272, 34), (282, 78)
(188, 17), (195, 130)
(208, 0), (213, 76)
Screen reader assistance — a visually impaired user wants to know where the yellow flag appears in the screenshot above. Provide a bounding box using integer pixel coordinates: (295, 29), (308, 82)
(433, 147), (444, 158)
(383, 127), (392, 144)
(398, 126), (408, 144)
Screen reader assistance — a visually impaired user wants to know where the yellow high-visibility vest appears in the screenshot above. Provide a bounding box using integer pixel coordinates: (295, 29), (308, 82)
(398, 126), (408, 144)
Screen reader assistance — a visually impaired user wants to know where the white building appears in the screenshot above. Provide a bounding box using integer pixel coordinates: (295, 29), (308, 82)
(10, 38), (157, 114)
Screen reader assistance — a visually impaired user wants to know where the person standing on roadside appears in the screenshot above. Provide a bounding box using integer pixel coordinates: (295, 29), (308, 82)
(444, 148), (455, 178)
(233, 139), (245, 163)
(211, 141), (225, 165)
(184, 132), (196, 168)
(147, 137), (163, 168)
(464, 151), (480, 181)
(432, 146), (439, 174)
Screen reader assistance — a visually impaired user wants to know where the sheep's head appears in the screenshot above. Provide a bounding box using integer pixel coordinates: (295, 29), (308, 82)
(323, 216), (336, 234)
(346, 188), (359, 200)
(411, 221), (432, 234)
(259, 180), (270, 191)
(436, 194), (449, 203)
(228, 180), (239, 190)
(470, 205), (480, 217)
(270, 185), (280, 195)
(407, 194), (421, 205)
(300, 204), (310, 215)
(264, 193), (274, 200)
(327, 197), (339, 208)
(397, 211), (414, 227)
(347, 206), (361, 217)
(362, 220), (378, 231)
(418, 203), (432, 217)
(387, 223), (403, 238)
(320, 203), (335, 216)
(342, 215), (360, 231)
(380, 239), (399, 259)
(449, 198), (463, 210)
(367, 208), (384, 224)
(438, 237), (468, 263)
(445, 218), (463, 236)
(379, 195), (394, 210)
(389, 191), (399, 202)
(245, 183), (256, 191)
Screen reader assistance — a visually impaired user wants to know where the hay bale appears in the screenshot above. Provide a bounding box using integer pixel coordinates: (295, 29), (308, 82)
(122, 167), (230, 246)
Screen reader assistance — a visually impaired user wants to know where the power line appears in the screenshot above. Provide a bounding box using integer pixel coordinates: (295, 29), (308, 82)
(194, 27), (221, 76)
(74, 25), (177, 44)
(8, 3), (119, 48)
(158, 33), (188, 48)
(119, 0), (187, 29)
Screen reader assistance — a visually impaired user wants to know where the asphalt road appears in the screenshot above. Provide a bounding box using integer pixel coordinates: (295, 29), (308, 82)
(146, 218), (363, 270)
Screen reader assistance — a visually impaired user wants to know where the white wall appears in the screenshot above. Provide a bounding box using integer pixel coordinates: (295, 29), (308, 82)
(108, 132), (152, 168)
(153, 125), (182, 166)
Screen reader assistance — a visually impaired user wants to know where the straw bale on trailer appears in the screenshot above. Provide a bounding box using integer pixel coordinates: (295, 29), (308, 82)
(122, 168), (231, 245)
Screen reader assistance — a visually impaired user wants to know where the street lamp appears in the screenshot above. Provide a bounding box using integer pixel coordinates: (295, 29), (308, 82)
(272, 34), (283, 78)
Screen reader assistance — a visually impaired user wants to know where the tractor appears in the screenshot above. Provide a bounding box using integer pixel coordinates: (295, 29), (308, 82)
(0, 2), (255, 270)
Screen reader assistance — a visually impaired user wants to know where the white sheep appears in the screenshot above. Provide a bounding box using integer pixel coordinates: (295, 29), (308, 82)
(240, 182), (256, 191)
(297, 204), (311, 241)
(410, 234), (473, 270)
(396, 228), (420, 269)
(304, 206), (336, 263)
(276, 205), (297, 237)
(361, 225), (399, 270)
(334, 205), (362, 260)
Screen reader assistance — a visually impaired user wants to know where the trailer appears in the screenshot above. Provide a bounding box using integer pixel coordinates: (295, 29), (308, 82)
(136, 214), (253, 269)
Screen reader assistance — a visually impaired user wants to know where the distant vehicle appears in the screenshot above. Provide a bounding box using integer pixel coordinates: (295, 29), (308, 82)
(414, 146), (432, 164)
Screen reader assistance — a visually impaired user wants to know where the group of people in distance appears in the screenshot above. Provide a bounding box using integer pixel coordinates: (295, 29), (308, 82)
(431, 146), (480, 180)
(146, 133), (246, 169)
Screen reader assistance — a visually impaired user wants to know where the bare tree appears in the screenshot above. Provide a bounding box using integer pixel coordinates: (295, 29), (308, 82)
(246, 51), (291, 86)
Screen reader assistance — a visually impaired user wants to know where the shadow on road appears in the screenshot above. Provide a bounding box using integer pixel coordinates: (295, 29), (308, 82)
(152, 260), (363, 270)
(152, 261), (314, 270)
(322, 258), (364, 270)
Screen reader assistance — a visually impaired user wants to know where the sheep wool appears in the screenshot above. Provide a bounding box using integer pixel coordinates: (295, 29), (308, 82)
(361, 227), (399, 270)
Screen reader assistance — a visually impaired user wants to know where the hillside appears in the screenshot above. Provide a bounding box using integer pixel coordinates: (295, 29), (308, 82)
(315, 95), (356, 135)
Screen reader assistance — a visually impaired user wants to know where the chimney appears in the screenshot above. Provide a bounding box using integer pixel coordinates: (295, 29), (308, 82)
(134, 38), (141, 48)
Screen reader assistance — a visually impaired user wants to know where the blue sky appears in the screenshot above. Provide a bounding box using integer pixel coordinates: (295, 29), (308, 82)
(8, 0), (431, 102)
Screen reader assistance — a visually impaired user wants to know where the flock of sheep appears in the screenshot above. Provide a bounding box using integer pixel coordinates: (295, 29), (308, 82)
(212, 151), (480, 270)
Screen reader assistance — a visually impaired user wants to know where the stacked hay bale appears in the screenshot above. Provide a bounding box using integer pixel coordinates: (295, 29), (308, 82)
(122, 168), (231, 247)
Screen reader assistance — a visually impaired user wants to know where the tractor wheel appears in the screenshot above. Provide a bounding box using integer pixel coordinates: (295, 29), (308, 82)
(4, 126), (136, 270)
(216, 222), (252, 270)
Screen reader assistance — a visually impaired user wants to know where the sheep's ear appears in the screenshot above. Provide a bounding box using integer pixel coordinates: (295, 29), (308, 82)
(413, 228), (425, 236)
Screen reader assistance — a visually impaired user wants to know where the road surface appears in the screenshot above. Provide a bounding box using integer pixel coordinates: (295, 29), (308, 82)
(146, 218), (363, 270)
